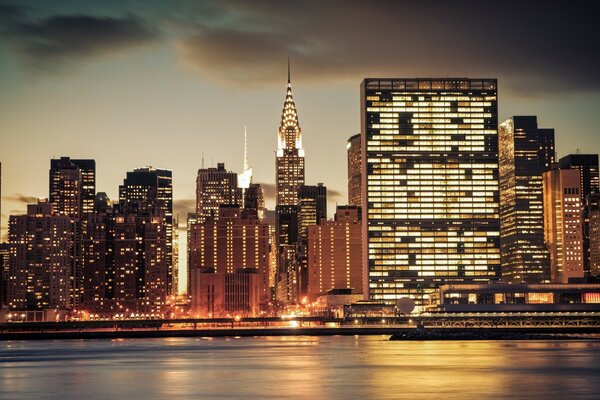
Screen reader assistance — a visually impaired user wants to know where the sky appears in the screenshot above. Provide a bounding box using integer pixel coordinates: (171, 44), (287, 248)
(1, 0), (599, 293)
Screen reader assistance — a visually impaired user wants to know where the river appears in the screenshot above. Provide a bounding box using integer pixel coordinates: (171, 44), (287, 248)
(1, 336), (599, 399)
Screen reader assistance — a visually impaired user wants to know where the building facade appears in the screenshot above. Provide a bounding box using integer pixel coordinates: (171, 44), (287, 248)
(190, 268), (260, 318)
(589, 193), (600, 277)
(119, 167), (174, 295)
(82, 204), (169, 315)
(8, 200), (73, 310)
(347, 133), (362, 207)
(188, 206), (270, 306)
(361, 78), (501, 307)
(543, 168), (584, 283)
(307, 206), (363, 301)
(296, 184), (327, 300)
(195, 163), (241, 222)
(559, 154), (600, 276)
(498, 116), (554, 283)
(275, 64), (305, 304)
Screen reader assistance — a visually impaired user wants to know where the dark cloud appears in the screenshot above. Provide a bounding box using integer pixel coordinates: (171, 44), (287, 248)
(0, 3), (160, 70)
(177, 0), (600, 95)
(3, 193), (38, 204)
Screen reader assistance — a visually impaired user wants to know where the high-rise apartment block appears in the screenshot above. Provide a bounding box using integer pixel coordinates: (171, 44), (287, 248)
(361, 78), (501, 307)
(49, 157), (96, 218)
(119, 167), (174, 295)
(499, 116), (554, 283)
(307, 206), (363, 300)
(49, 157), (96, 307)
(82, 202), (169, 314)
(8, 200), (73, 310)
(347, 133), (362, 207)
(543, 168), (584, 283)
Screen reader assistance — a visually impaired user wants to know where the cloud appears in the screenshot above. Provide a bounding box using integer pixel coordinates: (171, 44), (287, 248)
(175, 0), (600, 96)
(173, 198), (195, 220)
(3, 193), (38, 204)
(0, 3), (160, 71)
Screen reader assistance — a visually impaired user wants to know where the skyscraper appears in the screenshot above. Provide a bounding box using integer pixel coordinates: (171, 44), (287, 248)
(361, 78), (501, 307)
(559, 154), (600, 200)
(275, 61), (305, 304)
(195, 163), (241, 222)
(119, 167), (174, 295)
(559, 154), (600, 276)
(347, 133), (362, 207)
(296, 184), (327, 300)
(543, 167), (584, 283)
(498, 116), (554, 283)
(276, 62), (305, 206)
(8, 200), (73, 310)
(49, 157), (96, 308)
(49, 157), (96, 219)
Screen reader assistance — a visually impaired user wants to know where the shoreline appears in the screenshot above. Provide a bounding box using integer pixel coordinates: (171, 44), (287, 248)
(2, 326), (600, 341)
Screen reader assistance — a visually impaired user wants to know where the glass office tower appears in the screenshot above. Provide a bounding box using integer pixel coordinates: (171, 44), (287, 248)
(361, 78), (501, 307)
(498, 116), (554, 283)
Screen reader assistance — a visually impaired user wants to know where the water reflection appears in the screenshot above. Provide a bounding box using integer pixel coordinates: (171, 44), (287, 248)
(0, 337), (599, 399)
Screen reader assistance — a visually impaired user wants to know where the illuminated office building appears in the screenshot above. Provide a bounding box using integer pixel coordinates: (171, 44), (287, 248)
(275, 205), (298, 303)
(498, 116), (554, 283)
(347, 133), (362, 207)
(543, 167), (584, 283)
(119, 167), (174, 295)
(559, 154), (600, 276)
(8, 200), (73, 310)
(361, 78), (501, 307)
(308, 206), (363, 300)
(188, 205), (270, 306)
(196, 163), (241, 222)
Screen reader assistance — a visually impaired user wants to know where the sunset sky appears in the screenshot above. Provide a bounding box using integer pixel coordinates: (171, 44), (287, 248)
(1, 1), (599, 291)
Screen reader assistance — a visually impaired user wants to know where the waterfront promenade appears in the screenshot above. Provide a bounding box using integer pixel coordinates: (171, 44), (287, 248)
(2, 313), (600, 340)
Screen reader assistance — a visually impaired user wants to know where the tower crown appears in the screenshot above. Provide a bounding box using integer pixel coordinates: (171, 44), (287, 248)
(278, 59), (302, 152)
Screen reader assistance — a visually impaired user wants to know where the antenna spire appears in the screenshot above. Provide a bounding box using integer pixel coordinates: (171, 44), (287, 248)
(243, 126), (248, 172)
(201, 151), (205, 169)
(287, 56), (291, 84)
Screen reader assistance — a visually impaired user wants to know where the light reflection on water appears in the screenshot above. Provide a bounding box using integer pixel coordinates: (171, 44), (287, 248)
(1, 336), (599, 399)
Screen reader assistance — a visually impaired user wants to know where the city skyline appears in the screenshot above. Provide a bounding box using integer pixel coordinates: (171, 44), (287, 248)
(2, 0), (600, 247)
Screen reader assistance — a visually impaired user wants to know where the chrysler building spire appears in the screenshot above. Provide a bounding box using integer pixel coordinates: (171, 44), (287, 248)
(275, 59), (305, 206)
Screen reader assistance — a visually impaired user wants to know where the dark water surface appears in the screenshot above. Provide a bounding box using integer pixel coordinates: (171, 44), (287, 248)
(1, 336), (599, 399)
